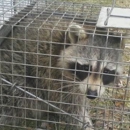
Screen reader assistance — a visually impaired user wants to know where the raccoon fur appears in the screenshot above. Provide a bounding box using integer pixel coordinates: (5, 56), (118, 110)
(0, 13), (124, 130)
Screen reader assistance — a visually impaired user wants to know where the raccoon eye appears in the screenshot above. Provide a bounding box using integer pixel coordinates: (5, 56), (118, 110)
(83, 65), (89, 71)
(77, 64), (90, 71)
(69, 62), (91, 71)
(103, 68), (110, 74)
(68, 62), (92, 81)
(103, 68), (116, 85)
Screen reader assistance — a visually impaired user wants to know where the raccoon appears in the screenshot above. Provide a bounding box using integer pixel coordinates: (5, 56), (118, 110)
(0, 13), (124, 130)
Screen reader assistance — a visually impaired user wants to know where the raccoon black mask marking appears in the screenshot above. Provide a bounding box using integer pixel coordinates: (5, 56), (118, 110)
(69, 62), (92, 81)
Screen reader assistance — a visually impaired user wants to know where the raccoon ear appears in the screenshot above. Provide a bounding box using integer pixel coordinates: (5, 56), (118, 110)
(68, 23), (87, 44)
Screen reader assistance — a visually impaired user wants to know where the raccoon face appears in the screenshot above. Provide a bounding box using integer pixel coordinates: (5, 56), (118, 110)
(58, 35), (123, 100)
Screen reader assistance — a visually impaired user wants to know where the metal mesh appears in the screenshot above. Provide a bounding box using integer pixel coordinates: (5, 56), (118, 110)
(0, 0), (130, 130)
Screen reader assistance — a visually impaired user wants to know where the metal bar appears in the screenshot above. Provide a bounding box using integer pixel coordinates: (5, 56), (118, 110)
(1, 78), (93, 129)
(104, 0), (116, 25)
(0, 0), (29, 16)
(110, 14), (130, 19)
(0, 1), (36, 45)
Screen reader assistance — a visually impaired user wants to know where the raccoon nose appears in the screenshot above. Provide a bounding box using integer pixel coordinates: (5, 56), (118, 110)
(86, 89), (97, 99)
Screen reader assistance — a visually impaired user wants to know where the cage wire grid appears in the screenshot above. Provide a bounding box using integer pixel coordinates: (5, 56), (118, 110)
(0, 0), (130, 130)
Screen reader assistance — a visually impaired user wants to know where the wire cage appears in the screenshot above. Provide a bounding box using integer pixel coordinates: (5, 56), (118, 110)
(0, 0), (130, 130)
